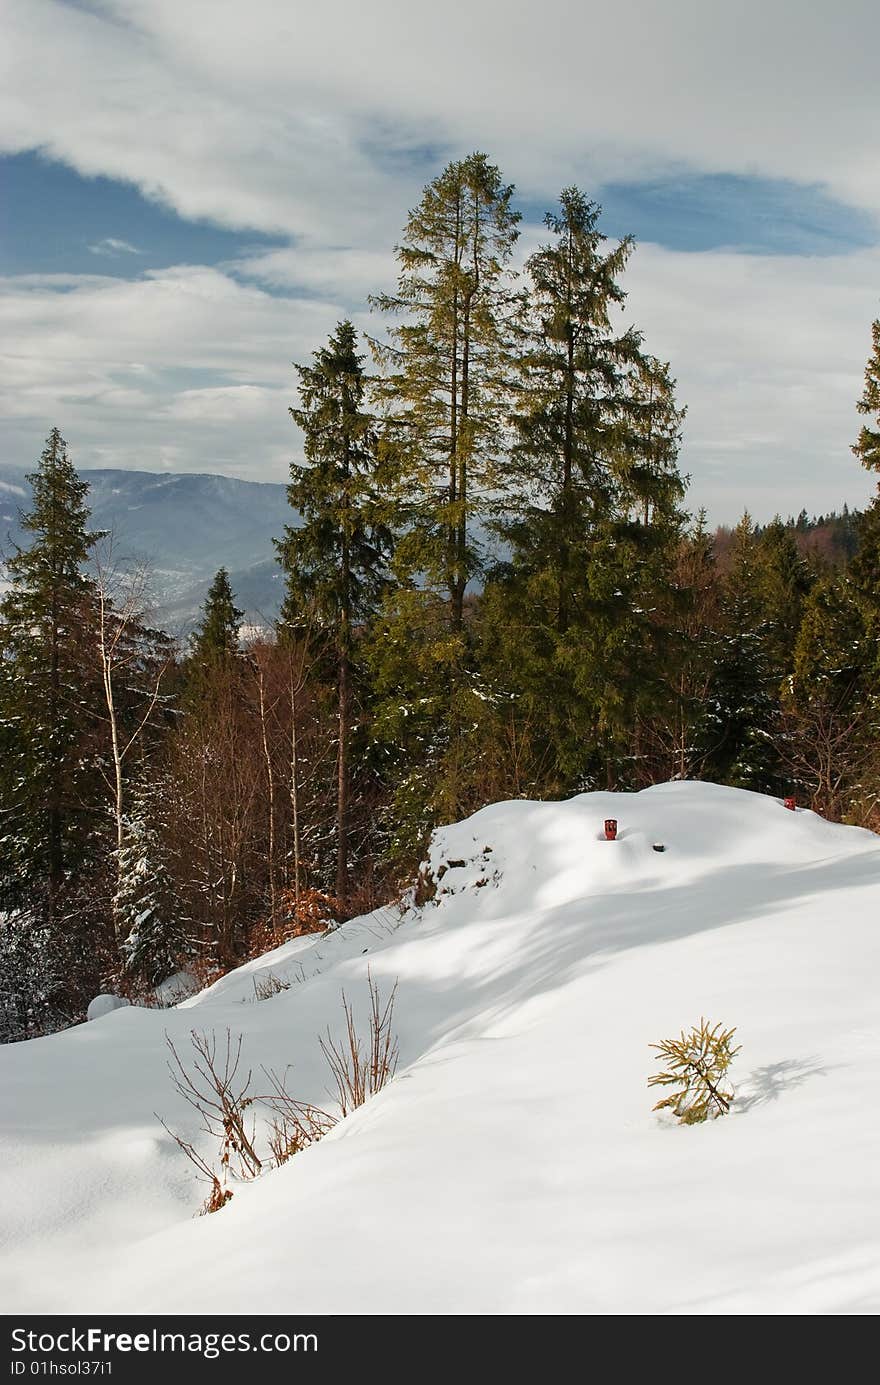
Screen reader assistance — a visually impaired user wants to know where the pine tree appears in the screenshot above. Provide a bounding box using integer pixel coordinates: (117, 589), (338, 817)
(645, 512), (721, 783)
(623, 353), (688, 528)
(703, 513), (780, 790)
(0, 429), (103, 931)
(851, 500), (880, 660)
(780, 572), (876, 817)
(755, 517), (814, 671)
(487, 190), (687, 788)
(370, 152), (520, 629)
(276, 321), (393, 908)
(364, 155), (522, 847)
(852, 316), (880, 476)
(115, 784), (190, 987)
(499, 188), (639, 634)
(851, 316), (880, 665)
(190, 568), (243, 666)
(0, 909), (69, 1042)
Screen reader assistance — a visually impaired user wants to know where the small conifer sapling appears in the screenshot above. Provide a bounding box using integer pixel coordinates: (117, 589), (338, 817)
(648, 1017), (741, 1124)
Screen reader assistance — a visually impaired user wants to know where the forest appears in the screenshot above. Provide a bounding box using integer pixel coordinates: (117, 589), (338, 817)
(2, 153), (879, 1042)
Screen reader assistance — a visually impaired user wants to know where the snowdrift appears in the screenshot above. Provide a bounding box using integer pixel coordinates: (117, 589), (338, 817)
(2, 782), (879, 1315)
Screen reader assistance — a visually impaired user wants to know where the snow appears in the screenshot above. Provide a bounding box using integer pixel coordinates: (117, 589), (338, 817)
(85, 993), (131, 1021)
(153, 970), (199, 1006)
(2, 781), (880, 1315)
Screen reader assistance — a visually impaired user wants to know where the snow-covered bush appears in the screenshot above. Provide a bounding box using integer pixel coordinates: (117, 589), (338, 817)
(115, 805), (192, 986)
(0, 910), (71, 1043)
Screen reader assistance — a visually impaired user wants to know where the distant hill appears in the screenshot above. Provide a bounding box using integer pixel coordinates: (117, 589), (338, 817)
(0, 465), (291, 633)
(713, 507), (862, 569)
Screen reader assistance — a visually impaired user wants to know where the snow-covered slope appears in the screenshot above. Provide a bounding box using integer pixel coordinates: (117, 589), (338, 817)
(2, 782), (879, 1315)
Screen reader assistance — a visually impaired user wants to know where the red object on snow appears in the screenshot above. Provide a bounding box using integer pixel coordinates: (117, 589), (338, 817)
(604, 818), (618, 840)
(784, 796), (797, 811)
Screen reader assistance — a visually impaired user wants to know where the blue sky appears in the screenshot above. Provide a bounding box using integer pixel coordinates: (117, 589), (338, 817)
(2, 0), (879, 521)
(5, 150), (877, 281)
(0, 153), (287, 277)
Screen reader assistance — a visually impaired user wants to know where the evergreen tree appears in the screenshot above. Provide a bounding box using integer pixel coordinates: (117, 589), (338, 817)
(754, 517), (814, 672)
(644, 512), (721, 782)
(851, 499), (880, 662)
(487, 190), (687, 788)
(370, 152), (520, 628)
(190, 568), (242, 665)
(790, 572), (869, 701)
(0, 429), (103, 930)
(703, 513), (779, 790)
(851, 316), (880, 664)
(276, 321), (393, 907)
(366, 154), (522, 846)
(115, 783), (190, 987)
(623, 353), (688, 527)
(499, 188), (638, 633)
(781, 572), (876, 817)
(852, 316), (880, 476)
(0, 909), (69, 1042)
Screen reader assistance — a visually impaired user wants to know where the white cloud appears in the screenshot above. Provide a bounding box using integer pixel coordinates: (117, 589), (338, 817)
(88, 237), (145, 256)
(619, 244), (879, 518)
(233, 244), (398, 305)
(0, 263), (368, 482)
(164, 384), (280, 423)
(1, 248), (876, 521)
(3, 0), (880, 243)
(1, 1), (878, 519)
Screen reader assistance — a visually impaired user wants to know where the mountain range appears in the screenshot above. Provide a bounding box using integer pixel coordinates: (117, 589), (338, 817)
(0, 464), (290, 633)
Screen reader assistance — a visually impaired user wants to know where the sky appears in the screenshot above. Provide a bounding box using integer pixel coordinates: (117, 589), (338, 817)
(1, 0), (879, 523)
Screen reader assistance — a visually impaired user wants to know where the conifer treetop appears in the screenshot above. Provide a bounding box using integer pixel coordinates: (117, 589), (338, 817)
(190, 567), (243, 663)
(6, 428), (99, 592)
(853, 317), (880, 478)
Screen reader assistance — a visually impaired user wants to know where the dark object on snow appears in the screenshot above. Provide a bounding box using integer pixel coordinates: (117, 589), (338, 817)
(783, 796), (797, 811)
(604, 819), (617, 841)
(447, 859), (467, 869)
(653, 843), (665, 853)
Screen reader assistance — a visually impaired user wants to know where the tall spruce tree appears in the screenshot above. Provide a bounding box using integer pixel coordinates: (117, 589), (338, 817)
(365, 155), (522, 846)
(370, 151), (520, 627)
(851, 315), (880, 661)
(487, 190), (687, 788)
(190, 568), (243, 665)
(703, 513), (780, 790)
(781, 571), (876, 817)
(0, 429), (103, 929)
(276, 321), (392, 907)
(499, 188), (639, 633)
(754, 518), (814, 672)
(853, 316), (880, 477)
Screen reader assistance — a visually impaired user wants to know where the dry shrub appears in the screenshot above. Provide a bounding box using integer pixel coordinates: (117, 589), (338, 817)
(413, 865), (437, 907)
(252, 972), (290, 1002)
(320, 971), (399, 1118)
(203, 1180), (234, 1215)
(260, 1066), (337, 1166)
(159, 1028), (262, 1212)
(161, 975), (400, 1212)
